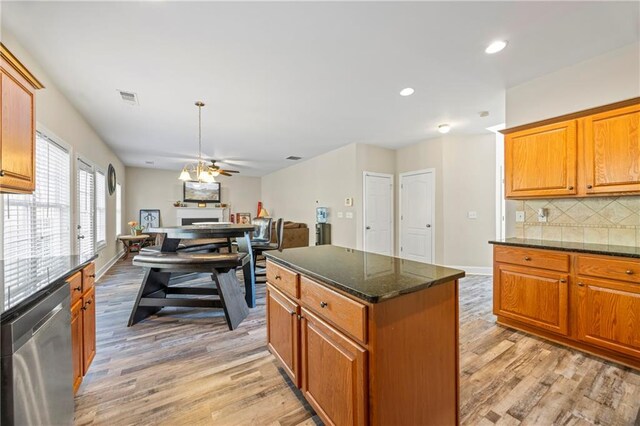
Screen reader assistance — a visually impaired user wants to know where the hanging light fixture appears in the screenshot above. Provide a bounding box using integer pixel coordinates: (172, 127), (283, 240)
(178, 101), (216, 183)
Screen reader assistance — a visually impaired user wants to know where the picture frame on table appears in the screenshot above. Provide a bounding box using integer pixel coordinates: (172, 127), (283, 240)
(236, 213), (252, 225)
(140, 209), (161, 229)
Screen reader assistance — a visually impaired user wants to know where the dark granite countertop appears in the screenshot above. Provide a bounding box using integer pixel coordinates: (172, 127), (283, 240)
(1, 254), (98, 320)
(264, 245), (465, 303)
(489, 238), (640, 259)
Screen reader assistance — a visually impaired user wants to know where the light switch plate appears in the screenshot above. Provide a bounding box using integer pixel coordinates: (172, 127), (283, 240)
(346, 212), (353, 219)
(515, 211), (525, 222)
(344, 197), (353, 207)
(467, 211), (478, 219)
(337, 211), (344, 218)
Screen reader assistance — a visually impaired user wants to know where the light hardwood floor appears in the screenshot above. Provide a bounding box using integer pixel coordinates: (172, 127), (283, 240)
(75, 260), (640, 425)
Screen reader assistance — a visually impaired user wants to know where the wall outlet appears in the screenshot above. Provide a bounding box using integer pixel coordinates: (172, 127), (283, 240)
(467, 211), (478, 219)
(515, 211), (525, 222)
(345, 197), (353, 207)
(346, 211), (353, 219)
(337, 211), (344, 218)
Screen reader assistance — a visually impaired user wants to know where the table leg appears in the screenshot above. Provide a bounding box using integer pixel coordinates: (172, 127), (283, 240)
(128, 267), (171, 326)
(235, 232), (256, 308)
(121, 241), (131, 260)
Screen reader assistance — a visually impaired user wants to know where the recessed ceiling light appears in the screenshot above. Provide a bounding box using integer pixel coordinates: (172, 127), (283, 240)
(286, 156), (302, 160)
(438, 124), (451, 134)
(485, 40), (508, 54)
(399, 87), (415, 97)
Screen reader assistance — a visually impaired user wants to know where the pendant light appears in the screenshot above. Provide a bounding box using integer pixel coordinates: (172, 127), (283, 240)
(178, 101), (216, 183)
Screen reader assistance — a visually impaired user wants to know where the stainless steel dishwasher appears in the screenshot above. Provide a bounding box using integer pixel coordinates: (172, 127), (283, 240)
(1, 282), (74, 425)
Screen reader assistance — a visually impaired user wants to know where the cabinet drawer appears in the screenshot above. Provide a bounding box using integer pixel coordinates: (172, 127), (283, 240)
(577, 255), (640, 284)
(300, 276), (367, 344)
(82, 262), (96, 293)
(494, 245), (570, 272)
(267, 261), (299, 299)
(68, 271), (83, 305)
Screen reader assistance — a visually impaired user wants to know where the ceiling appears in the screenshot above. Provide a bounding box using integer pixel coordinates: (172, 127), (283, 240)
(3, 1), (639, 176)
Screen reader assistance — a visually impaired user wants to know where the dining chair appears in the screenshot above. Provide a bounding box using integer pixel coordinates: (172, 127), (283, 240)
(251, 217), (272, 244)
(253, 218), (284, 276)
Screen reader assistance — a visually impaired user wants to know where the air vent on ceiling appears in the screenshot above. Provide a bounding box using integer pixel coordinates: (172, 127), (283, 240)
(118, 90), (138, 105)
(145, 161), (154, 165)
(286, 156), (302, 160)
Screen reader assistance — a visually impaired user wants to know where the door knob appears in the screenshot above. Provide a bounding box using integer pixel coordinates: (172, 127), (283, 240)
(426, 224), (431, 228)
(77, 235), (85, 240)
(366, 226), (371, 230)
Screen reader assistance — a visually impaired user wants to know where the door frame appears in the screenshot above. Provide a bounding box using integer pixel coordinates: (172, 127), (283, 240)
(362, 171), (394, 255)
(399, 168), (435, 264)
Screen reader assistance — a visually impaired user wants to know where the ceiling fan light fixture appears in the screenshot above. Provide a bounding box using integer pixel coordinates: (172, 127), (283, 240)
(210, 170), (220, 177)
(178, 168), (192, 181)
(438, 124), (451, 134)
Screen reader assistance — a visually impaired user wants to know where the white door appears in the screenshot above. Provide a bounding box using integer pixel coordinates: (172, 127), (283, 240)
(400, 170), (434, 263)
(363, 172), (393, 255)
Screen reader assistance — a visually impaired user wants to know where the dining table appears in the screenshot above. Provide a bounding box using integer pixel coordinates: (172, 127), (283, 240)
(147, 223), (258, 308)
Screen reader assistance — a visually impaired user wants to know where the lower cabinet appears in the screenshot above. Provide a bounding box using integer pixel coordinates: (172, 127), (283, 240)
(300, 308), (367, 426)
(576, 277), (640, 359)
(494, 264), (569, 335)
(266, 284), (299, 386)
(68, 262), (96, 394)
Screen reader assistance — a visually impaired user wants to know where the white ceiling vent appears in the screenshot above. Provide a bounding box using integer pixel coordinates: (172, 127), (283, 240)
(118, 90), (138, 105)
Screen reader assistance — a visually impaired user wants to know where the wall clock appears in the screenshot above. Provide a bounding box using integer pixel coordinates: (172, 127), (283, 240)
(107, 164), (117, 195)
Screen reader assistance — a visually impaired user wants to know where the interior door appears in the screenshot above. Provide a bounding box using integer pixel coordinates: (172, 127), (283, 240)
(400, 170), (434, 263)
(363, 172), (393, 255)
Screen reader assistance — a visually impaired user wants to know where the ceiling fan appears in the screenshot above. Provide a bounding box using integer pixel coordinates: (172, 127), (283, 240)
(205, 160), (240, 177)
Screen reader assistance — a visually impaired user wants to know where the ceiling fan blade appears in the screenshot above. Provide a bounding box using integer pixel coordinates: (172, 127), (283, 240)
(222, 169), (240, 173)
(219, 171), (233, 177)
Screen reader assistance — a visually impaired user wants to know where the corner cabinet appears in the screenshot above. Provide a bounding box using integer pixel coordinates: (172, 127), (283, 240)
(0, 43), (44, 194)
(493, 245), (640, 369)
(266, 260), (460, 426)
(503, 98), (640, 199)
(68, 262), (97, 394)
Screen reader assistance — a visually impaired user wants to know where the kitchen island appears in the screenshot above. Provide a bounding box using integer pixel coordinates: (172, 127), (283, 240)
(264, 245), (465, 426)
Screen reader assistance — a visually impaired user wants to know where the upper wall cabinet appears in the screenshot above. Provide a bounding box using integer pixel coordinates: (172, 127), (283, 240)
(0, 43), (44, 194)
(503, 99), (640, 199)
(505, 120), (577, 198)
(583, 104), (640, 195)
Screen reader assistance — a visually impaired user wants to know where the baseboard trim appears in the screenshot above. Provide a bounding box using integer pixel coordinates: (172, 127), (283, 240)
(446, 265), (492, 275)
(96, 250), (124, 280)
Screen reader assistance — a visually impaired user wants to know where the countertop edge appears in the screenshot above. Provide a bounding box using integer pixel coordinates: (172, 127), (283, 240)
(1, 255), (98, 322)
(489, 240), (640, 259)
(264, 253), (465, 304)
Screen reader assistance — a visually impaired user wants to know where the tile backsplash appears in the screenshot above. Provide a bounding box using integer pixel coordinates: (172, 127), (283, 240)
(513, 196), (640, 247)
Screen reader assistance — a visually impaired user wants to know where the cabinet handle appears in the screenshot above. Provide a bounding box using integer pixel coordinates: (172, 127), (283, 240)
(275, 274), (281, 280)
(577, 282), (585, 287)
(523, 256), (531, 261)
(74, 286), (82, 292)
(0, 170), (4, 177)
(297, 314), (303, 320)
(88, 274), (96, 278)
(559, 279), (567, 283)
(320, 301), (328, 308)
(587, 184), (593, 189)
(626, 270), (634, 275)
(568, 186), (574, 190)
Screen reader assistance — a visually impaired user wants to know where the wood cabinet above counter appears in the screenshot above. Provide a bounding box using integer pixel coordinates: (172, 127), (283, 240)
(0, 43), (44, 194)
(503, 98), (640, 199)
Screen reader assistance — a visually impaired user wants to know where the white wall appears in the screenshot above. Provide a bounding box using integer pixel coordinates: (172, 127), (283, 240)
(1, 30), (127, 275)
(261, 144), (358, 248)
(125, 167), (261, 227)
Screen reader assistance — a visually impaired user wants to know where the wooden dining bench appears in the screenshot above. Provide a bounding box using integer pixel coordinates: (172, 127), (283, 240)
(129, 252), (250, 330)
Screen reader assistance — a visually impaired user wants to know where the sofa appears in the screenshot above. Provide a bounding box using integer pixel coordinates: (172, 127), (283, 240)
(270, 221), (309, 249)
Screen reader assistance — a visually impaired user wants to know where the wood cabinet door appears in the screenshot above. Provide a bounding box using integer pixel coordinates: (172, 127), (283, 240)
(82, 286), (96, 375)
(505, 120), (577, 198)
(0, 61), (35, 193)
(583, 104), (640, 195)
(71, 299), (84, 394)
(266, 284), (299, 386)
(82, 262), (96, 293)
(576, 277), (640, 358)
(301, 308), (367, 426)
(494, 264), (569, 335)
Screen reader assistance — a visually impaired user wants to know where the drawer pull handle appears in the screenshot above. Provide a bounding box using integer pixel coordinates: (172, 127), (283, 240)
(88, 274), (96, 278)
(524, 256), (531, 261)
(587, 184), (593, 189)
(568, 186), (574, 190)
(0, 170), (5, 177)
(625, 270), (634, 275)
(559, 279), (567, 283)
(74, 286), (82, 292)
(577, 282), (585, 287)
(320, 301), (328, 308)
(275, 274), (281, 280)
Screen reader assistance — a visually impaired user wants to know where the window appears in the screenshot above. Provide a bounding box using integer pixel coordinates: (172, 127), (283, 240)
(115, 182), (122, 237)
(96, 170), (106, 248)
(77, 158), (95, 258)
(3, 133), (71, 297)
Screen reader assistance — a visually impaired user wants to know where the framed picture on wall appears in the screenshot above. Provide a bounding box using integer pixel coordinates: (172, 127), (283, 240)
(140, 209), (161, 230)
(183, 181), (221, 203)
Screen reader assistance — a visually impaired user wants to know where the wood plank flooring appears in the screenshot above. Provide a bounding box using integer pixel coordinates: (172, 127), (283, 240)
(75, 261), (640, 425)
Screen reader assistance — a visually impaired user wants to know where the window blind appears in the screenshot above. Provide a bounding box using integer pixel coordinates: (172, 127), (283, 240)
(96, 170), (106, 246)
(115, 183), (122, 236)
(77, 158), (95, 258)
(3, 133), (71, 301)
